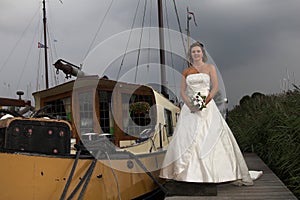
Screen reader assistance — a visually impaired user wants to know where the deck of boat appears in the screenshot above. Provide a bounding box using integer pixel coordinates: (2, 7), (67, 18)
(164, 153), (297, 200)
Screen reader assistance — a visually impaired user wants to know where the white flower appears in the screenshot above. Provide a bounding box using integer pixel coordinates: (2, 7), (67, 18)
(190, 92), (207, 111)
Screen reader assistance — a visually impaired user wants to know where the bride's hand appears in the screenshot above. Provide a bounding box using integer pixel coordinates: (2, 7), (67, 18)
(205, 93), (212, 105)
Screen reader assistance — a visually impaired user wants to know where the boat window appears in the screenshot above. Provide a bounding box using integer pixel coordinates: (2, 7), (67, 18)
(44, 97), (71, 121)
(122, 93), (156, 138)
(164, 108), (174, 136)
(98, 91), (113, 135)
(79, 92), (93, 134)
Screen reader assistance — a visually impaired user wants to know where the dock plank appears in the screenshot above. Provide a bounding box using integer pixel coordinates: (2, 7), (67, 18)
(164, 153), (297, 200)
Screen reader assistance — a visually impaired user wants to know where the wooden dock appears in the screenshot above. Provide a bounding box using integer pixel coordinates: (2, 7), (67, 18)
(164, 153), (297, 200)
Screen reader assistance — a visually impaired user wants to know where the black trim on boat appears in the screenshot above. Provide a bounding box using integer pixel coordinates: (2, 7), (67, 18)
(0, 147), (166, 160)
(132, 187), (166, 200)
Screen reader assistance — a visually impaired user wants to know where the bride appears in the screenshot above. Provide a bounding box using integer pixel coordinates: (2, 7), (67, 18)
(159, 41), (261, 185)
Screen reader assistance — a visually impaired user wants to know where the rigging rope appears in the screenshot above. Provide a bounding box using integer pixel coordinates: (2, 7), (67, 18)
(134, 0), (148, 83)
(0, 6), (40, 73)
(46, 27), (55, 87)
(47, 4), (59, 59)
(36, 24), (45, 91)
(36, 46), (42, 91)
(66, 159), (97, 200)
(47, 2), (63, 86)
(82, 0), (115, 64)
(146, 0), (153, 78)
(77, 159), (97, 200)
(165, 0), (178, 99)
(126, 150), (169, 195)
(16, 29), (37, 90)
(116, 0), (142, 80)
(105, 152), (121, 200)
(16, 13), (41, 90)
(59, 149), (81, 200)
(172, 0), (187, 71)
(46, 25), (61, 86)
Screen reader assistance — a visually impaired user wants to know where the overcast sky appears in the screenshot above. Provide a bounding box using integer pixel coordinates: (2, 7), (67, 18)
(1, 0), (300, 108)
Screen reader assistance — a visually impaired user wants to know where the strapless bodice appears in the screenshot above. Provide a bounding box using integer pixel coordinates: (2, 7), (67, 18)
(186, 73), (210, 96)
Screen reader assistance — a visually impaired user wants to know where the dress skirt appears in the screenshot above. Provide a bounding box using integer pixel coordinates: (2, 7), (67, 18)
(159, 99), (253, 184)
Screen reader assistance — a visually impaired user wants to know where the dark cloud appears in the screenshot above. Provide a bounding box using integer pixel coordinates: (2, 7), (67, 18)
(1, 0), (300, 108)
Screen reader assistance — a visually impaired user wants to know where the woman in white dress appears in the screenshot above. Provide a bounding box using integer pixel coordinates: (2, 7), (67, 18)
(160, 41), (257, 185)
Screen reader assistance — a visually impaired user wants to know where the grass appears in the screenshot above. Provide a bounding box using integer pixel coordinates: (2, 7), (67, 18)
(228, 90), (300, 198)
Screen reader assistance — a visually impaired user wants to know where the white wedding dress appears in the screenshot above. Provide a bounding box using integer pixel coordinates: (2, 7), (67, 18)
(160, 73), (261, 185)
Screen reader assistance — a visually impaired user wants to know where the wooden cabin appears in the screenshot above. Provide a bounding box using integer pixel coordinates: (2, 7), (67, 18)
(33, 76), (180, 152)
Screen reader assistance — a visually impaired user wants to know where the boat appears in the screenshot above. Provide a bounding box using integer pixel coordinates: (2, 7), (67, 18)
(0, 1), (182, 199)
(0, 74), (179, 199)
(0, 1), (228, 199)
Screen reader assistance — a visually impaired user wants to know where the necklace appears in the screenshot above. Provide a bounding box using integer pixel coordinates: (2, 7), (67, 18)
(192, 62), (205, 70)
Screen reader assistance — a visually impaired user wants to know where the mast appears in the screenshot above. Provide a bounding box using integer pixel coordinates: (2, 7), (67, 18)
(157, 0), (168, 98)
(42, 0), (49, 89)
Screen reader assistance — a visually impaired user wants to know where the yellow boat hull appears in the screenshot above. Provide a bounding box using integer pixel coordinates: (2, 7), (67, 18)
(0, 150), (165, 200)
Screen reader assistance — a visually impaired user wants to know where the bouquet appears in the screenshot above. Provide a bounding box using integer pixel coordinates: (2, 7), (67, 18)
(191, 92), (207, 111)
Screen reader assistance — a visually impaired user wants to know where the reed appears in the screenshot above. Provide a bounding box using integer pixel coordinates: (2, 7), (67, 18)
(228, 90), (300, 198)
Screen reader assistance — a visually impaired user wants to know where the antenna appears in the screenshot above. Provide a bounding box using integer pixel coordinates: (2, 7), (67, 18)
(186, 7), (197, 65)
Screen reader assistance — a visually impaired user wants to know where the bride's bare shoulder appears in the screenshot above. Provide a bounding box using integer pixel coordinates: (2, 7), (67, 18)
(204, 63), (216, 73)
(205, 63), (215, 69)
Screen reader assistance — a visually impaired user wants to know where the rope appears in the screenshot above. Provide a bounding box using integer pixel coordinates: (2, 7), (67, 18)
(46, 26), (55, 87)
(77, 159), (97, 200)
(47, 4), (59, 59)
(146, 0), (153, 78)
(82, 0), (115, 63)
(165, 0), (178, 98)
(0, 6), (40, 73)
(47, 4), (61, 85)
(172, 0), (188, 71)
(16, 15), (41, 90)
(36, 45), (42, 91)
(105, 152), (121, 200)
(66, 158), (97, 200)
(46, 25), (60, 86)
(134, 0), (148, 83)
(116, 0), (141, 80)
(126, 150), (169, 195)
(59, 149), (82, 200)
(36, 21), (45, 90)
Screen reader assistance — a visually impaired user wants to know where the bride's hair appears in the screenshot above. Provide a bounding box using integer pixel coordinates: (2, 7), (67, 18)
(188, 41), (208, 66)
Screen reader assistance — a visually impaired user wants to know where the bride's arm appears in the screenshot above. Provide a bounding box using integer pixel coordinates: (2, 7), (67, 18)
(180, 70), (193, 109)
(206, 64), (219, 104)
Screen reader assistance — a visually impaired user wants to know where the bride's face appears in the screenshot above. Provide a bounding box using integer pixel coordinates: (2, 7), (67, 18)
(191, 46), (203, 62)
